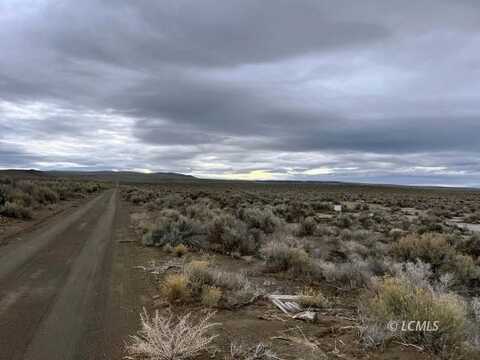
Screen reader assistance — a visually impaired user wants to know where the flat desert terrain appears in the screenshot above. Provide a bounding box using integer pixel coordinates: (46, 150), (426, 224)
(1, 175), (480, 359)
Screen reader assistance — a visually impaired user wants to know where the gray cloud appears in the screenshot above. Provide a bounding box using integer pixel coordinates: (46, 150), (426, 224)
(0, 143), (41, 167)
(1, 0), (480, 186)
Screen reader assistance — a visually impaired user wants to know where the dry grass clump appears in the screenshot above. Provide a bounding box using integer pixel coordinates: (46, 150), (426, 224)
(361, 276), (469, 356)
(127, 309), (218, 360)
(174, 244), (188, 257)
(184, 260), (213, 294)
(298, 287), (330, 308)
(161, 274), (191, 303)
(201, 286), (222, 307)
(227, 342), (278, 360)
(200, 266), (258, 307)
(179, 260), (259, 308)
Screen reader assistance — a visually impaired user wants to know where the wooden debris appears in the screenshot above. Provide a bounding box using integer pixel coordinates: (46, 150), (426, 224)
(292, 311), (317, 321)
(393, 341), (424, 351)
(268, 295), (304, 315)
(268, 295), (320, 321)
(134, 259), (183, 275)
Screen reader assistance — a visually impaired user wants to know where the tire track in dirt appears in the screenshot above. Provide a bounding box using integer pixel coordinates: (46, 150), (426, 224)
(0, 189), (127, 360)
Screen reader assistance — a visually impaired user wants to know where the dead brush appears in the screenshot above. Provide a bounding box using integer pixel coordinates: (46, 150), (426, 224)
(226, 342), (281, 360)
(297, 287), (330, 309)
(201, 286), (222, 307)
(127, 309), (219, 360)
(161, 274), (191, 303)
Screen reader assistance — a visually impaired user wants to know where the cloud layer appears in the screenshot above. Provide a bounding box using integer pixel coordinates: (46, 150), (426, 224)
(1, 0), (479, 186)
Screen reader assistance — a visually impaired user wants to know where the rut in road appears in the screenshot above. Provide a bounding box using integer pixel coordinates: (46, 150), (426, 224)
(0, 189), (127, 360)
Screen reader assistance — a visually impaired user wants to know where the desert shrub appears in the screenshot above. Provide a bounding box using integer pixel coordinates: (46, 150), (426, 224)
(85, 183), (100, 193)
(143, 211), (201, 248)
(418, 215), (445, 234)
(393, 233), (455, 268)
(34, 186), (59, 204)
(472, 297), (480, 323)
(54, 185), (71, 200)
(0, 185), (7, 207)
(465, 212), (480, 224)
(216, 272), (259, 308)
(161, 193), (185, 209)
(8, 189), (33, 207)
(201, 286), (222, 307)
(339, 240), (369, 260)
(297, 216), (316, 236)
(361, 276), (469, 356)
(127, 309), (217, 360)
(0, 201), (33, 219)
(207, 214), (254, 255)
(185, 200), (216, 221)
(161, 274), (190, 303)
(129, 192), (149, 205)
(0, 176), (13, 185)
(260, 238), (313, 276)
(174, 244), (188, 257)
(238, 206), (281, 234)
(284, 201), (308, 222)
(311, 201), (332, 211)
(351, 229), (375, 244)
(318, 259), (373, 289)
(358, 213), (375, 228)
(16, 180), (36, 195)
(335, 214), (354, 228)
(298, 287), (330, 308)
(313, 223), (335, 237)
(392, 260), (433, 291)
(447, 255), (480, 286)
(389, 228), (405, 241)
(184, 260), (214, 294)
(183, 260), (258, 308)
(211, 270), (252, 292)
(457, 233), (480, 258)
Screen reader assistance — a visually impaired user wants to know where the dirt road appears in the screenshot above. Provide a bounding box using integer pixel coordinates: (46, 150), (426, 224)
(0, 189), (138, 360)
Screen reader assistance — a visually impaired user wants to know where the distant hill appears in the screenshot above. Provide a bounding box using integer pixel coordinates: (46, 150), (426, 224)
(46, 171), (197, 183)
(0, 169), (47, 179)
(0, 170), (197, 183)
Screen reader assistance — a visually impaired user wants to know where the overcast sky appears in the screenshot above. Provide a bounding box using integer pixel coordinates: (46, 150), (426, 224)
(1, 0), (479, 186)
